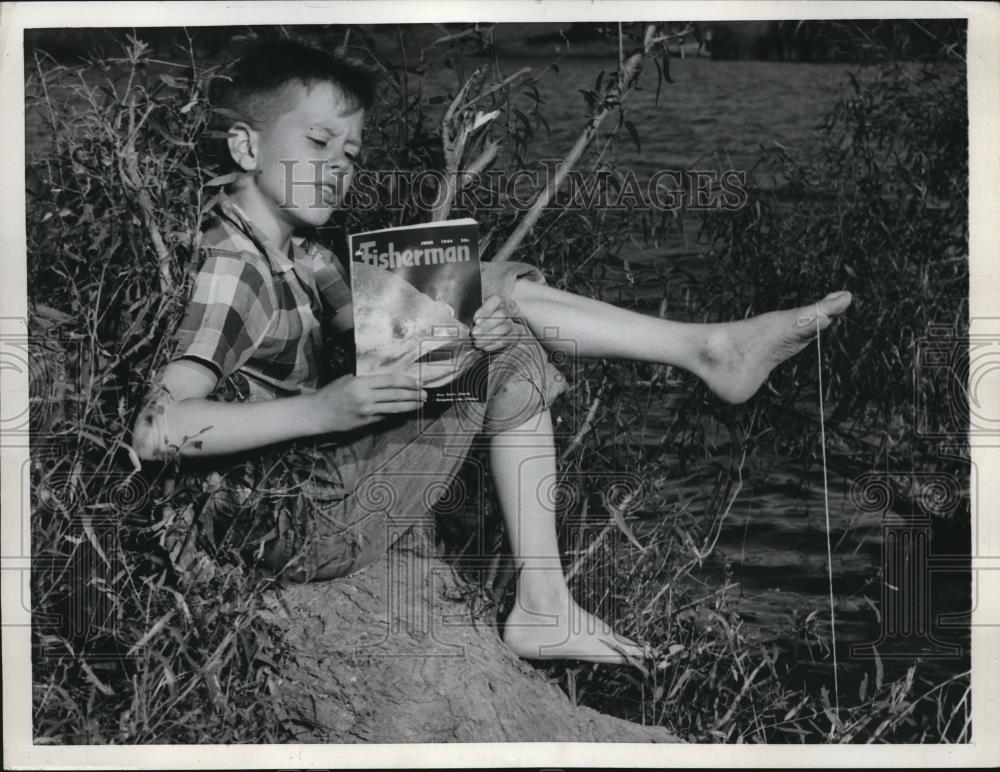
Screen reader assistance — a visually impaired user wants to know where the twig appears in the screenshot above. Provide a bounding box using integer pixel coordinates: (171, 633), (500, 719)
(559, 394), (602, 461)
(713, 655), (771, 730)
(31, 303), (74, 325)
(565, 521), (612, 583)
(120, 95), (173, 293)
(687, 443), (747, 562)
(427, 26), (482, 50)
(431, 66), (528, 221)
(430, 70), (482, 221)
(606, 494), (644, 550)
(396, 26), (410, 148)
(33, 51), (60, 140)
(492, 23), (660, 263)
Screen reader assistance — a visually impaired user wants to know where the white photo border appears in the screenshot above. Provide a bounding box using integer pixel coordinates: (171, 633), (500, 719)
(2, 1), (998, 768)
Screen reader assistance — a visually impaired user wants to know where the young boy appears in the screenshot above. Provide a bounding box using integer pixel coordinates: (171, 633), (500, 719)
(133, 38), (852, 665)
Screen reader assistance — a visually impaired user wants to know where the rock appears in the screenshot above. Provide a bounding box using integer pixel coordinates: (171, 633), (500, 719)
(268, 534), (680, 743)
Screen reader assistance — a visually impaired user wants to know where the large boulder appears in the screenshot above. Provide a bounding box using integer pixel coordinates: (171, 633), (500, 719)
(267, 534), (680, 743)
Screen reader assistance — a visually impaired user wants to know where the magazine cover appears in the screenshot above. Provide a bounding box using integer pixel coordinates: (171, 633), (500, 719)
(348, 219), (485, 403)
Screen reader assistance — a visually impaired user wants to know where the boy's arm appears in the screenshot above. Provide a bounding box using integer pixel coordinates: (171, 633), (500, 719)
(132, 359), (329, 460)
(132, 354), (426, 462)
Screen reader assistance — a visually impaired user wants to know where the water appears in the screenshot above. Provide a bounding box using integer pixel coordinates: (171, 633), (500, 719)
(423, 55), (970, 688)
(529, 57), (844, 173)
(424, 55), (847, 174)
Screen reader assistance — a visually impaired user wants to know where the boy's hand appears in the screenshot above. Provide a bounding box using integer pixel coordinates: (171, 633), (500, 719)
(315, 373), (427, 431)
(472, 295), (518, 353)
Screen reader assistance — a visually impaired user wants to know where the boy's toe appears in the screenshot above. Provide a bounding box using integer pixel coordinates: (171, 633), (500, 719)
(817, 290), (852, 318)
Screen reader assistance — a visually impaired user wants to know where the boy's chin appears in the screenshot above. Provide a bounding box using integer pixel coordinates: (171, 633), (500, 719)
(289, 205), (337, 228)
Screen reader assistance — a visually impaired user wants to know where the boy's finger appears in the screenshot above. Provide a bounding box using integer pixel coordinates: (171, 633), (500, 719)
(475, 338), (510, 353)
(375, 401), (425, 414)
(369, 373), (421, 389)
(372, 388), (428, 403)
(474, 294), (502, 321)
(473, 317), (508, 336)
(474, 310), (518, 334)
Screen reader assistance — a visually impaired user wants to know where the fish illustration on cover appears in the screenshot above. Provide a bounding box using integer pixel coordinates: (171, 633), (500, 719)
(348, 219), (486, 403)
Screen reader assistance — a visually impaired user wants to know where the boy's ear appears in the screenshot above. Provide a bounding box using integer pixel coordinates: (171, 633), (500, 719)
(226, 122), (259, 172)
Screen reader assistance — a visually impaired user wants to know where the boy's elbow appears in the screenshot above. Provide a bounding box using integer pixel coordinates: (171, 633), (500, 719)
(132, 424), (159, 462)
(132, 408), (173, 463)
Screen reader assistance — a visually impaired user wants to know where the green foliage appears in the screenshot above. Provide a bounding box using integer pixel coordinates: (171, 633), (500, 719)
(521, 29), (971, 742)
(27, 33), (296, 743)
(545, 520), (969, 742)
(696, 54), (968, 460)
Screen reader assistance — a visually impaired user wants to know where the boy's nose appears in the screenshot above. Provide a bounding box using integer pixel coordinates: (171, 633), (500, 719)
(324, 155), (353, 175)
(325, 164), (352, 180)
(322, 159), (351, 180)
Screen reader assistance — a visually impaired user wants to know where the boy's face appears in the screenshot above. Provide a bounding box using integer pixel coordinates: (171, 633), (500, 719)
(239, 81), (365, 230)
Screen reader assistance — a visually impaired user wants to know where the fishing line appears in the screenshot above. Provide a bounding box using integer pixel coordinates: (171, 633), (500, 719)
(813, 303), (841, 718)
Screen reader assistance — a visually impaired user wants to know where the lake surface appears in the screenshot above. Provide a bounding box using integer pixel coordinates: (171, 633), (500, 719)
(423, 55), (970, 687)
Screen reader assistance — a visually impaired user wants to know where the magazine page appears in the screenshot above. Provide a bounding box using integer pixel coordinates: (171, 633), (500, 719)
(349, 219), (485, 403)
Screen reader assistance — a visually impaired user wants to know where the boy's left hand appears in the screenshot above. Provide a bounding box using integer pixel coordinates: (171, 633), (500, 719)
(472, 295), (518, 353)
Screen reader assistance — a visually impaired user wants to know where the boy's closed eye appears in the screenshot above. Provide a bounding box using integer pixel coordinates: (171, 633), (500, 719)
(306, 136), (361, 164)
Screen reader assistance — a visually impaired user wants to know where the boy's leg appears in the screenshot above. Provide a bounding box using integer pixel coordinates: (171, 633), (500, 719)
(472, 262), (852, 665)
(262, 309), (569, 583)
(489, 408), (644, 663)
(470, 305), (642, 663)
(507, 277), (852, 405)
(262, 404), (477, 582)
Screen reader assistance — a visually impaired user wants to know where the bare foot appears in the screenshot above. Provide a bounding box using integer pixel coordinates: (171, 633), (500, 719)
(502, 597), (646, 666)
(698, 291), (853, 404)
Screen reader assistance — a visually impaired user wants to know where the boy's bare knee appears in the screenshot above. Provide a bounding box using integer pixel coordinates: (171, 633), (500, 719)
(483, 338), (567, 433)
(509, 275), (547, 312)
(133, 404), (168, 462)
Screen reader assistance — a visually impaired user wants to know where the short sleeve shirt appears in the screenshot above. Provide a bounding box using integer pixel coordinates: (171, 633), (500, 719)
(169, 192), (352, 400)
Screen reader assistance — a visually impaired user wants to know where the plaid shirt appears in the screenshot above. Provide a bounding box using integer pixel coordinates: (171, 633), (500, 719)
(170, 192), (352, 400)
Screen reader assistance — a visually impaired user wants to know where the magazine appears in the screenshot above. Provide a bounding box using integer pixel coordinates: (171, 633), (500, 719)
(348, 219), (487, 404)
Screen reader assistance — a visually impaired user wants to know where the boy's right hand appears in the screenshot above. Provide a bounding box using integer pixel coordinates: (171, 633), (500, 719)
(314, 373), (428, 432)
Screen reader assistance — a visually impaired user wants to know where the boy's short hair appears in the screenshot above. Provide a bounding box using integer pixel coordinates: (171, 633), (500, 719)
(208, 37), (377, 163)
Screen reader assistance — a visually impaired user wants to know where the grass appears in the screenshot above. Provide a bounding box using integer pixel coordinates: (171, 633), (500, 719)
(25, 23), (970, 743)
